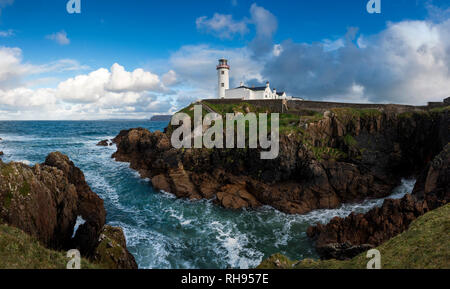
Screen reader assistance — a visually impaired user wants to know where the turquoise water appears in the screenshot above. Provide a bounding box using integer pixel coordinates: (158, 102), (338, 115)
(0, 121), (415, 269)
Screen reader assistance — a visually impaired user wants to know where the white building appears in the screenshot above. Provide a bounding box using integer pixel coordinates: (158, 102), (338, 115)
(216, 59), (290, 100)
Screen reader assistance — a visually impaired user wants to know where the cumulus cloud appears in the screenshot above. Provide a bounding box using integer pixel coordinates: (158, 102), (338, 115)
(196, 13), (249, 39)
(196, 2), (277, 54)
(105, 63), (165, 93)
(0, 47), (34, 88)
(0, 54), (177, 119)
(264, 20), (450, 104)
(46, 30), (70, 45)
(3, 2), (450, 119)
(189, 3), (450, 105)
(248, 3), (278, 58)
(161, 70), (178, 86)
(0, 46), (89, 89)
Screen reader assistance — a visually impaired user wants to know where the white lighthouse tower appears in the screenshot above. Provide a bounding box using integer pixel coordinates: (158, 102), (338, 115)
(217, 58), (230, 99)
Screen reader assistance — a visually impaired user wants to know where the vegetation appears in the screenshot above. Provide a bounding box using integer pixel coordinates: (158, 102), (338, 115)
(429, 105), (450, 113)
(0, 224), (102, 269)
(257, 204), (450, 269)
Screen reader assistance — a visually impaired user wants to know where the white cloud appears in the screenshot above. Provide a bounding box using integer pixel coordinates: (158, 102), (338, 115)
(196, 13), (249, 39)
(0, 47), (33, 88)
(322, 38), (345, 52)
(3, 3), (450, 119)
(56, 68), (110, 103)
(0, 55), (176, 119)
(161, 70), (177, 86)
(105, 63), (165, 93)
(0, 46), (90, 89)
(263, 19), (450, 105)
(46, 30), (70, 45)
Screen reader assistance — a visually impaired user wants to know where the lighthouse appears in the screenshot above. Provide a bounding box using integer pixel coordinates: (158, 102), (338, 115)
(217, 58), (230, 99)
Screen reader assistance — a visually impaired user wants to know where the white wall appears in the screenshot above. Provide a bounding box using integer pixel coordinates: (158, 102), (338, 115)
(217, 68), (229, 99)
(225, 87), (250, 99)
(224, 85), (286, 100)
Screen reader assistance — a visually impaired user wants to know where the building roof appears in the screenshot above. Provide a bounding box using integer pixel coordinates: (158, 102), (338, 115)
(231, 85), (286, 96)
(234, 85), (267, 91)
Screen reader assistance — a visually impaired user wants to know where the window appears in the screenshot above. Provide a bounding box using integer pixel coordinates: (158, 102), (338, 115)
(221, 83), (224, 87)
(221, 71), (224, 75)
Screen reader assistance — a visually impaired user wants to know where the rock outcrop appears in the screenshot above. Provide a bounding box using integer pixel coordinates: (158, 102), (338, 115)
(307, 144), (450, 260)
(93, 225), (138, 269)
(97, 139), (112, 146)
(112, 107), (449, 215)
(0, 152), (137, 269)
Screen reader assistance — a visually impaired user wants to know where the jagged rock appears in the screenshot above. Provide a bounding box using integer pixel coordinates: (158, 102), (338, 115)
(97, 140), (110, 146)
(0, 158), (81, 249)
(307, 144), (450, 259)
(112, 108), (448, 214)
(151, 174), (171, 192)
(0, 152), (137, 268)
(315, 242), (374, 260)
(44, 152), (106, 256)
(93, 225), (138, 269)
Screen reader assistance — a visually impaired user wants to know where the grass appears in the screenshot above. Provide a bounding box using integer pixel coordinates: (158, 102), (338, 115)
(257, 203), (450, 269)
(0, 224), (103, 269)
(343, 134), (357, 147)
(330, 108), (382, 127)
(429, 105), (450, 113)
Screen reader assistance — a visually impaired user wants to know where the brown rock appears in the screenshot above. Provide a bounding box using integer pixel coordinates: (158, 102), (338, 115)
(93, 225), (138, 269)
(151, 174), (170, 192)
(97, 140), (110, 146)
(44, 152), (106, 256)
(307, 144), (450, 260)
(111, 107), (449, 215)
(0, 152), (137, 268)
(168, 167), (201, 199)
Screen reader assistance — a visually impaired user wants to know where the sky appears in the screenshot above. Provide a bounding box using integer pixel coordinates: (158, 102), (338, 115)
(0, 0), (450, 119)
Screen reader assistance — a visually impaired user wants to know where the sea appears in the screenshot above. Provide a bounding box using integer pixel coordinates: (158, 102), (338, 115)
(0, 120), (416, 269)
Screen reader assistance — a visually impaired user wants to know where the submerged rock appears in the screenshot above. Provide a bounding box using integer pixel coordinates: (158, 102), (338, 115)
(97, 139), (112, 146)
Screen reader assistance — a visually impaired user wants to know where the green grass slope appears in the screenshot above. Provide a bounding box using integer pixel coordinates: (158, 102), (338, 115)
(0, 224), (102, 269)
(258, 203), (450, 269)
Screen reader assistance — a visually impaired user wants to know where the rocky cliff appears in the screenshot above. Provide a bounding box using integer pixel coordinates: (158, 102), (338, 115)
(307, 144), (449, 260)
(0, 152), (137, 269)
(112, 106), (449, 216)
(258, 203), (450, 269)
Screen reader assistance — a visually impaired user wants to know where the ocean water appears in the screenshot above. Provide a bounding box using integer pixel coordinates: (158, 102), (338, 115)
(0, 121), (416, 269)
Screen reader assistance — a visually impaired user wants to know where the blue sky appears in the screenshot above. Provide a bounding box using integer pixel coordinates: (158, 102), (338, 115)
(0, 0), (450, 119)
